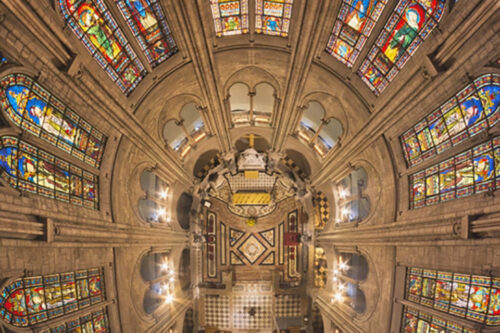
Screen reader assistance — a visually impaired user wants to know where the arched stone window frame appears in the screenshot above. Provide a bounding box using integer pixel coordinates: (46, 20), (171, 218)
(134, 248), (177, 318)
(295, 97), (345, 159)
(132, 164), (171, 224)
(161, 100), (208, 160)
(334, 167), (370, 225)
(330, 248), (380, 321)
(224, 67), (281, 129)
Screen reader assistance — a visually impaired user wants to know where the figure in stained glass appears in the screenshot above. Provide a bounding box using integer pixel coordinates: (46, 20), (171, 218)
(451, 282), (469, 308)
(346, 0), (377, 31)
(327, 0), (387, 67)
(0, 147), (17, 177)
(382, 4), (425, 64)
(358, 0), (444, 95)
(401, 75), (500, 168)
(443, 106), (466, 136)
(255, 0), (292, 37)
(469, 286), (490, 313)
(408, 274), (422, 295)
(479, 85), (500, 117)
(490, 288), (500, 316)
(127, 0), (158, 31)
(25, 287), (45, 314)
(474, 154), (494, 182)
(5, 289), (27, 316)
(18, 152), (36, 182)
(435, 279), (451, 304)
(60, 0), (145, 94)
(0, 75), (106, 168)
(6, 86), (30, 116)
(461, 95), (484, 127)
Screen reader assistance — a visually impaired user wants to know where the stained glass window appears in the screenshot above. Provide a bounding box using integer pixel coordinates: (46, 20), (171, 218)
(0, 268), (105, 327)
(326, 0), (388, 67)
(115, 0), (178, 67)
(402, 74), (500, 167)
(39, 308), (110, 333)
(0, 136), (99, 209)
(358, 0), (446, 95)
(210, 0), (249, 37)
(0, 74), (107, 168)
(405, 267), (500, 326)
(255, 0), (293, 37)
(0, 51), (10, 69)
(402, 306), (478, 333)
(409, 136), (500, 209)
(59, 0), (147, 95)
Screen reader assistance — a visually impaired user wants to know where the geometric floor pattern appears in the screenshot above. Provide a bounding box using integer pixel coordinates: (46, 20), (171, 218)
(204, 295), (230, 328)
(276, 294), (302, 317)
(233, 295), (273, 330)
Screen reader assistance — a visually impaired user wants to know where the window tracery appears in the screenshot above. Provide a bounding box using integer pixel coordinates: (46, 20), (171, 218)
(405, 267), (500, 326)
(331, 252), (367, 313)
(229, 83), (274, 127)
(335, 168), (370, 223)
(138, 170), (169, 223)
(38, 308), (110, 333)
(402, 306), (478, 333)
(0, 136), (99, 209)
(210, 0), (249, 37)
(409, 136), (500, 209)
(358, 0), (446, 95)
(163, 103), (207, 159)
(326, 0), (388, 68)
(59, 0), (147, 95)
(0, 74), (107, 168)
(296, 101), (342, 157)
(255, 0), (293, 37)
(0, 268), (105, 327)
(141, 252), (176, 314)
(115, 0), (178, 67)
(401, 74), (500, 167)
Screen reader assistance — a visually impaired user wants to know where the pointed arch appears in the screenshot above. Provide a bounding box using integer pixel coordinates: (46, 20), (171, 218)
(0, 136), (99, 209)
(358, 0), (446, 95)
(59, 0), (147, 95)
(0, 73), (106, 168)
(115, 0), (178, 67)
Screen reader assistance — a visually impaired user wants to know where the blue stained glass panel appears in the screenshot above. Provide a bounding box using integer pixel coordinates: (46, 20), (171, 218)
(0, 74), (106, 168)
